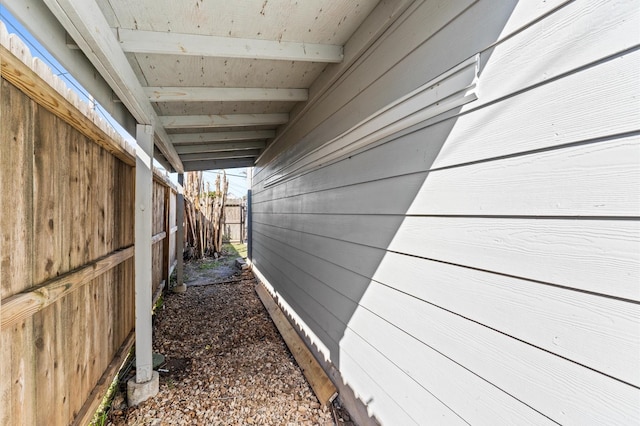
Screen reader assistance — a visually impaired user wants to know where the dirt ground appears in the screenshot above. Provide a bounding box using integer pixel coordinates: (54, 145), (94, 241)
(105, 245), (346, 425)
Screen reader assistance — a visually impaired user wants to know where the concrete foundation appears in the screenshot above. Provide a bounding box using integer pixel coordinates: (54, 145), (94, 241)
(127, 371), (159, 406)
(173, 283), (187, 293)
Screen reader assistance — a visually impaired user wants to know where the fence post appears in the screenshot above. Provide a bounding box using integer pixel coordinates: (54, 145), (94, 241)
(128, 124), (159, 405)
(174, 173), (187, 293)
(162, 183), (170, 293)
(247, 168), (253, 262)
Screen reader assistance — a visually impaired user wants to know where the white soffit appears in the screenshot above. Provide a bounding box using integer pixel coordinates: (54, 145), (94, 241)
(70, 0), (383, 170)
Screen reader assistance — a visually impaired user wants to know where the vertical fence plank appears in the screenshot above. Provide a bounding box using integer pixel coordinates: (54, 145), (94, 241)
(57, 113), (72, 425)
(32, 107), (58, 425)
(0, 56), (33, 258)
(0, 78), (36, 425)
(33, 305), (54, 425)
(68, 285), (82, 419)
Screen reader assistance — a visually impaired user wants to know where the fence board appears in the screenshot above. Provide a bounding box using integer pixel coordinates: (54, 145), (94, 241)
(1, 247), (134, 330)
(0, 81), (33, 294)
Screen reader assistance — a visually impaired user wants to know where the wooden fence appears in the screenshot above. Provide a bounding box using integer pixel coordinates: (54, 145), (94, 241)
(0, 29), (180, 426)
(223, 199), (246, 243)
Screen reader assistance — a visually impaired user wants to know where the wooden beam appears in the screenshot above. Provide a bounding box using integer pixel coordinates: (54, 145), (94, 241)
(171, 130), (275, 144)
(41, 0), (184, 172)
(71, 331), (135, 426)
(176, 174), (185, 287)
(145, 87), (308, 102)
(0, 44), (135, 167)
(255, 283), (337, 406)
(247, 170), (253, 260)
(183, 158), (256, 171)
(180, 149), (261, 162)
(160, 113), (288, 129)
(1, 247), (134, 330)
(118, 29), (343, 63)
(175, 141), (266, 155)
(151, 231), (167, 245)
(134, 124), (154, 384)
(162, 187), (171, 294)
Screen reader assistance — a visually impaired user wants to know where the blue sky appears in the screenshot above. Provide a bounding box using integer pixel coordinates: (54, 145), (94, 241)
(0, 6), (249, 198)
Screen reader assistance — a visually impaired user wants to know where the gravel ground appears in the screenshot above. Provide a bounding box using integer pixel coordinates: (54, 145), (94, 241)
(107, 266), (336, 426)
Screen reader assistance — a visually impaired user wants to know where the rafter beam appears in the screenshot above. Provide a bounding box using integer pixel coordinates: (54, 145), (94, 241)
(180, 150), (261, 162)
(175, 141), (266, 154)
(118, 29), (343, 63)
(145, 87), (308, 102)
(170, 130), (275, 144)
(183, 158), (256, 172)
(160, 113), (288, 129)
(41, 0), (183, 172)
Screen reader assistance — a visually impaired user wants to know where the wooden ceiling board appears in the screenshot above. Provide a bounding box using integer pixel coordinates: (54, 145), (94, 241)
(173, 140), (267, 152)
(101, 0), (378, 45)
(179, 149), (262, 162)
(153, 101), (297, 116)
(160, 113), (289, 129)
(166, 125), (279, 134)
(132, 54), (327, 88)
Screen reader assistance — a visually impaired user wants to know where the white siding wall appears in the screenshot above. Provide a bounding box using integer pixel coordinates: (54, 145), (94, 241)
(251, 1), (640, 424)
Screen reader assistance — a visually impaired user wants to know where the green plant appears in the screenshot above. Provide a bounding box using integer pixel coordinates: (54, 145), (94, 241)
(93, 411), (108, 426)
(198, 259), (222, 270)
(153, 294), (164, 312)
(89, 373), (119, 425)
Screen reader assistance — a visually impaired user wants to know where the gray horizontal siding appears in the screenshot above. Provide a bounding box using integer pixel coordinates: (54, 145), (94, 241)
(251, 0), (640, 424)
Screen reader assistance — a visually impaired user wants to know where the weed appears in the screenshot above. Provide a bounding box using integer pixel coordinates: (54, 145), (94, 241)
(89, 371), (119, 425)
(93, 411), (108, 426)
(153, 294), (164, 312)
(198, 260), (221, 270)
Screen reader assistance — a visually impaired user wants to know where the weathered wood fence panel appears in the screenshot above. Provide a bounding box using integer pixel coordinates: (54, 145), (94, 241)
(0, 76), (136, 425)
(151, 176), (177, 299)
(223, 199), (245, 243)
(1, 31), (179, 426)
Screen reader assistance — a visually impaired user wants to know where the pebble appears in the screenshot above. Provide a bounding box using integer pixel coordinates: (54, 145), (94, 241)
(107, 269), (335, 426)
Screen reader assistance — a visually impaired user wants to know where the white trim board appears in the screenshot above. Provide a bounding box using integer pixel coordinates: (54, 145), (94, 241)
(145, 87), (308, 102)
(118, 28), (344, 63)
